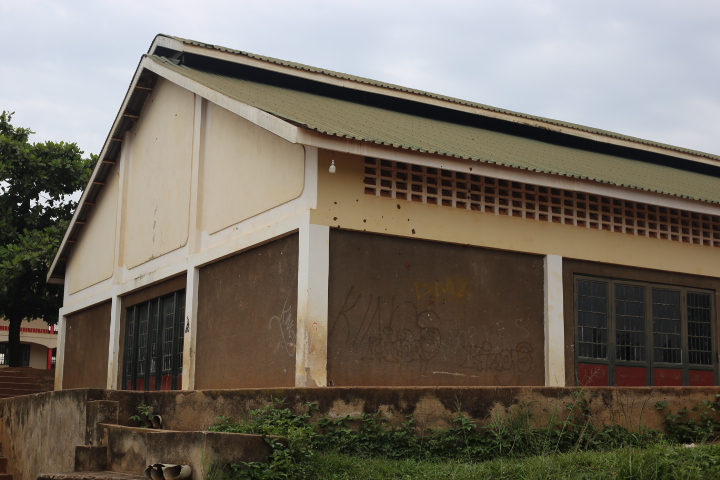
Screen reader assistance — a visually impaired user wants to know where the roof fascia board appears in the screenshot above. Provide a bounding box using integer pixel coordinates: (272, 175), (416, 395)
(297, 129), (720, 217)
(144, 57), (300, 143)
(150, 34), (185, 53)
(47, 59), (151, 284)
(160, 40), (719, 168)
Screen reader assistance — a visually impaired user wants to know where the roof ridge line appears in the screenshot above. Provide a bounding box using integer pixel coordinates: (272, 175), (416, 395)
(155, 34), (720, 163)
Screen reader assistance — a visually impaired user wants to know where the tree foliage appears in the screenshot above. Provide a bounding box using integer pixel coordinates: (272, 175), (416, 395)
(0, 111), (95, 366)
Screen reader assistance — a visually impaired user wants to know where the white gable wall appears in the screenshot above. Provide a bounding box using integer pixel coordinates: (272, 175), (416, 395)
(199, 102), (305, 234)
(65, 164), (119, 294)
(123, 77), (194, 268)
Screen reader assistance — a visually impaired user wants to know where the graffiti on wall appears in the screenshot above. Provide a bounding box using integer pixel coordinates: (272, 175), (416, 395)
(330, 285), (535, 384)
(270, 297), (296, 356)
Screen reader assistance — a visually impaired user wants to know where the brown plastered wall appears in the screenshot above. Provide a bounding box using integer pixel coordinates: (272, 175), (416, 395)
(327, 229), (545, 386)
(194, 234), (299, 389)
(115, 274), (187, 386)
(63, 302), (111, 389)
(562, 259), (720, 386)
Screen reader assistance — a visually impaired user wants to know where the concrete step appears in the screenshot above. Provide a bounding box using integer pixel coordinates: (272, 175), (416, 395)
(38, 472), (144, 480)
(0, 473), (11, 480)
(0, 456), (7, 472)
(0, 381), (42, 389)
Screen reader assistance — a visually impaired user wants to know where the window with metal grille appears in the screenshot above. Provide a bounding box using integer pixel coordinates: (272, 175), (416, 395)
(364, 157), (720, 247)
(122, 290), (185, 391)
(575, 277), (715, 386)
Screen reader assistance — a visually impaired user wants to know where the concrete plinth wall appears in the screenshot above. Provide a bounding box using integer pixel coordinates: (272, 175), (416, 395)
(5, 387), (720, 480)
(119, 387), (720, 433)
(0, 389), (105, 480)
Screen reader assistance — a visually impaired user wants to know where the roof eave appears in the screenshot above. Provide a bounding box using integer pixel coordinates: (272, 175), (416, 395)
(150, 34), (720, 167)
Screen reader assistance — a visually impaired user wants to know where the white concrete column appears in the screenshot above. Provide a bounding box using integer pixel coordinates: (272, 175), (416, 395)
(544, 254), (566, 386)
(179, 95), (204, 391)
(54, 314), (67, 390)
(106, 287), (122, 389)
(295, 221), (330, 387)
(181, 265), (200, 390)
(107, 128), (130, 389)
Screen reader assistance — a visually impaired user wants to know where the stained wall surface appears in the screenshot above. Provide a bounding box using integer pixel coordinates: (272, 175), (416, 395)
(194, 234), (299, 389)
(562, 259), (720, 386)
(62, 302), (111, 389)
(199, 102), (305, 234)
(66, 164), (119, 294)
(327, 229), (545, 386)
(123, 77), (194, 268)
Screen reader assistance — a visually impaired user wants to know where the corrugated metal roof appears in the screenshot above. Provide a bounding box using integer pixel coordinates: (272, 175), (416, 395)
(151, 55), (720, 204)
(163, 35), (720, 164)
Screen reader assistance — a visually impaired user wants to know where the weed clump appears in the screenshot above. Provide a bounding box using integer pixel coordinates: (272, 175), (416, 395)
(207, 394), (716, 479)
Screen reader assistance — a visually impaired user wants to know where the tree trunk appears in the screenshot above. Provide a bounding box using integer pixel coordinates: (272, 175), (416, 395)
(7, 314), (23, 367)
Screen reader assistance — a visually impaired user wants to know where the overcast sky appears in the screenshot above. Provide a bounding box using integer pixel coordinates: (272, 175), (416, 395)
(2, 0), (719, 158)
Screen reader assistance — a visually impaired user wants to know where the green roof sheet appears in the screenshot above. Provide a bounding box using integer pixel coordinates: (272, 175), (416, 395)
(163, 35), (720, 164)
(150, 55), (720, 205)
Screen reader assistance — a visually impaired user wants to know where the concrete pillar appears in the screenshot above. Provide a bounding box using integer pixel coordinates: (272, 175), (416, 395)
(179, 95), (204, 391)
(181, 265), (200, 390)
(295, 222), (330, 387)
(544, 254), (566, 386)
(54, 314), (67, 390)
(106, 289), (122, 389)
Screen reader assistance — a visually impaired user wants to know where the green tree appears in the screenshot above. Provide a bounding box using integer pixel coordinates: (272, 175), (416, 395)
(0, 111), (95, 367)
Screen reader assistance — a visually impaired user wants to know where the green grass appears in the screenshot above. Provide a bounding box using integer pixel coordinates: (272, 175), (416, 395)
(311, 445), (720, 480)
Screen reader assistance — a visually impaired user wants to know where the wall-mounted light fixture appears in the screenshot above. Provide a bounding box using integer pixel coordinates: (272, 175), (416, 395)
(329, 159), (336, 174)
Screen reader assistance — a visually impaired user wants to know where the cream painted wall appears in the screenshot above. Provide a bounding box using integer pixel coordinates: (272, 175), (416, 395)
(124, 77), (194, 268)
(29, 343), (48, 369)
(0, 318), (52, 329)
(312, 150), (720, 277)
(199, 102), (305, 234)
(66, 165), (119, 294)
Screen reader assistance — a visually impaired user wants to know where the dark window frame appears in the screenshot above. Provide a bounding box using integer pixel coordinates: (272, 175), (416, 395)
(0, 343), (31, 366)
(574, 275), (716, 386)
(121, 290), (186, 391)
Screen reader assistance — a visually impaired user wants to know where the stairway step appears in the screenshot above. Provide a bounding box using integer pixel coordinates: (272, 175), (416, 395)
(0, 388), (42, 395)
(38, 472), (145, 480)
(0, 381), (42, 388)
(0, 474), (11, 480)
(0, 456), (7, 472)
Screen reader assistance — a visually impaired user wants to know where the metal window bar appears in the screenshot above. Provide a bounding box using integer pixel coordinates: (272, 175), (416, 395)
(652, 289), (682, 364)
(147, 299), (160, 390)
(614, 284), (646, 362)
(136, 304), (150, 387)
(122, 306), (137, 389)
(687, 292), (713, 365)
(576, 279), (609, 359)
(162, 295), (175, 374)
(364, 157), (720, 247)
(174, 291), (186, 389)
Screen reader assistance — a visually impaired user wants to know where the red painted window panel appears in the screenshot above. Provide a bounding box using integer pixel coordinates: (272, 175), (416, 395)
(689, 370), (715, 386)
(178, 374), (182, 391)
(654, 368), (683, 386)
(578, 363), (609, 386)
(616, 366), (647, 386)
(136, 378), (145, 391)
(161, 374), (172, 391)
